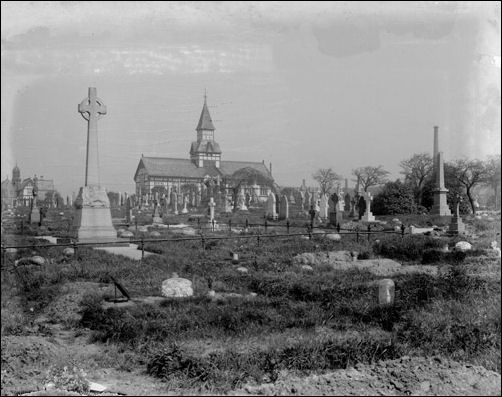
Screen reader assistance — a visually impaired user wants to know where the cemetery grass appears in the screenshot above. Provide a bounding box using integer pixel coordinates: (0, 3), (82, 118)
(1, 215), (501, 394)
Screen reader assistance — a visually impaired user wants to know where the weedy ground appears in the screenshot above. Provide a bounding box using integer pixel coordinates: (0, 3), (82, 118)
(1, 207), (500, 394)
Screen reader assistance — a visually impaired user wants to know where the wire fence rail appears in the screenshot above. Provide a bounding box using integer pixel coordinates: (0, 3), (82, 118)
(1, 218), (408, 264)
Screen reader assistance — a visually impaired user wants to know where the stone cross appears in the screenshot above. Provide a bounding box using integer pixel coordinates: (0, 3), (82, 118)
(78, 87), (107, 187)
(208, 197), (216, 221)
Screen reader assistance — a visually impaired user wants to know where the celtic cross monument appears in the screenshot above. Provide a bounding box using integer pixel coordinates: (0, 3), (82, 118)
(72, 87), (117, 242)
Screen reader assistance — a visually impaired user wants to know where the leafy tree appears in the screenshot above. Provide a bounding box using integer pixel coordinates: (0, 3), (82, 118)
(372, 180), (417, 215)
(312, 168), (341, 195)
(445, 159), (490, 214)
(352, 166), (389, 192)
(106, 191), (120, 208)
(399, 153), (433, 206)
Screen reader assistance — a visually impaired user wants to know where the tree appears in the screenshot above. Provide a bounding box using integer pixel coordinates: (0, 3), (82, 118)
(484, 154), (501, 210)
(372, 180), (417, 215)
(352, 166), (389, 192)
(106, 191), (120, 207)
(444, 159), (490, 214)
(312, 168), (341, 195)
(227, 167), (274, 211)
(399, 153), (433, 206)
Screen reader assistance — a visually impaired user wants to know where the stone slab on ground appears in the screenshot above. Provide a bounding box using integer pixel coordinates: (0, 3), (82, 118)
(94, 244), (155, 260)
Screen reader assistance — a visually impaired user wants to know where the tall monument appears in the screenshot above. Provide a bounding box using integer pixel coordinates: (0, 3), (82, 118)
(430, 126), (451, 216)
(72, 87), (117, 242)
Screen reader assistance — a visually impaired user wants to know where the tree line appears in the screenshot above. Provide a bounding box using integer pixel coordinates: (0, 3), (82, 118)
(312, 154), (501, 215)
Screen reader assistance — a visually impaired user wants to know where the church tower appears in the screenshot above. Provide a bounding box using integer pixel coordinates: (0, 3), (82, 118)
(12, 164), (21, 191)
(190, 94), (222, 168)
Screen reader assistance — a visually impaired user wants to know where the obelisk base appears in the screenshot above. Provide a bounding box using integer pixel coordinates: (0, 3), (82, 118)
(431, 188), (451, 216)
(73, 186), (117, 243)
(361, 211), (375, 222)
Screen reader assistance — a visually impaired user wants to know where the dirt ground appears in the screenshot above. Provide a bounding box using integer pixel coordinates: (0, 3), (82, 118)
(1, 278), (500, 396)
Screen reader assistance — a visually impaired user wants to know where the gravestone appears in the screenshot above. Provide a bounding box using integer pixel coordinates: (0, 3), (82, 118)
(30, 179), (40, 224)
(181, 195), (189, 214)
(328, 193), (338, 226)
(224, 195), (232, 213)
(152, 200), (163, 225)
(344, 193), (351, 212)
(319, 194), (328, 221)
(208, 197), (216, 222)
(72, 87), (117, 242)
(275, 193), (280, 214)
(245, 193), (251, 207)
(289, 192), (296, 205)
(266, 192), (277, 220)
(300, 191), (305, 211)
(279, 195), (289, 220)
(171, 191), (178, 215)
(125, 197), (132, 224)
(449, 194), (465, 234)
(237, 189), (248, 211)
(361, 191), (375, 222)
(357, 195), (366, 220)
(378, 279), (395, 306)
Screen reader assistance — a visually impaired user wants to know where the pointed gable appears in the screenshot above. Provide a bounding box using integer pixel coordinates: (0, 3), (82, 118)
(196, 100), (215, 131)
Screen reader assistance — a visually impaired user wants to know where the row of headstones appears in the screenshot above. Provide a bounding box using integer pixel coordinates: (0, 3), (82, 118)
(265, 190), (376, 221)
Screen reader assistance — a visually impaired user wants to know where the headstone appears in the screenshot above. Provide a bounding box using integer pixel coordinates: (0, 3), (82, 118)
(152, 200), (163, 225)
(224, 195), (232, 213)
(344, 193), (351, 212)
(266, 192), (277, 220)
(319, 194), (328, 220)
(30, 179), (40, 224)
(181, 195), (189, 214)
(125, 197), (132, 224)
(361, 191), (375, 222)
(72, 87), (117, 242)
(378, 279), (395, 305)
(279, 195), (289, 220)
(449, 194), (465, 234)
(300, 191), (305, 211)
(171, 191), (178, 215)
(304, 190), (310, 209)
(289, 192), (296, 205)
(275, 193), (280, 214)
(328, 193), (338, 226)
(208, 197), (216, 221)
(237, 189), (248, 211)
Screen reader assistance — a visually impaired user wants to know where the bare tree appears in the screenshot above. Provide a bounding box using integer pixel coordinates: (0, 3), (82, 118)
(399, 153), (433, 206)
(445, 158), (490, 214)
(312, 168), (341, 195)
(352, 166), (389, 192)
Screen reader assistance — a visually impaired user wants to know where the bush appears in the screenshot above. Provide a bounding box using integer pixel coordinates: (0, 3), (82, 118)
(372, 181), (417, 215)
(44, 365), (89, 393)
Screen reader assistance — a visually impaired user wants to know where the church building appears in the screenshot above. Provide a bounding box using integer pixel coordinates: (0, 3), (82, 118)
(1, 165), (55, 208)
(133, 95), (274, 205)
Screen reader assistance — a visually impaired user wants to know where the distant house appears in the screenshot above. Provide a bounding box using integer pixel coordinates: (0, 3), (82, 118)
(134, 95), (274, 203)
(1, 165), (55, 208)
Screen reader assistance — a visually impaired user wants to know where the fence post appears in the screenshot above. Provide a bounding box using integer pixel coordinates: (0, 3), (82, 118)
(212, 219), (215, 231)
(264, 219), (268, 233)
(356, 227), (359, 243)
(367, 224), (371, 242)
(308, 226), (312, 240)
(141, 237), (144, 260)
(245, 218), (249, 229)
(1, 244), (5, 267)
(401, 224), (405, 239)
(257, 232), (260, 247)
(228, 219), (232, 235)
(73, 240), (78, 261)
(135, 217), (138, 232)
(286, 219), (290, 234)
(21, 220), (24, 234)
(198, 217), (200, 231)
(201, 234), (206, 250)
(336, 223), (341, 233)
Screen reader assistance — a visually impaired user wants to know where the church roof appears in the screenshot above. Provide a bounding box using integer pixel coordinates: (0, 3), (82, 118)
(135, 157), (271, 181)
(190, 140), (222, 154)
(196, 99), (215, 131)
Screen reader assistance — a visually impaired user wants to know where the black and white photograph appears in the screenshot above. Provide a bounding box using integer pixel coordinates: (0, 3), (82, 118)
(1, 1), (501, 395)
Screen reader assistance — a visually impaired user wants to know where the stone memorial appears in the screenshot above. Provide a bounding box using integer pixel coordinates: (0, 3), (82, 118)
(152, 200), (163, 225)
(378, 279), (395, 306)
(171, 191), (178, 215)
(181, 195), (189, 214)
(430, 127), (451, 216)
(449, 194), (465, 234)
(30, 177), (40, 224)
(237, 189), (248, 211)
(319, 194), (328, 221)
(361, 191), (375, 222)
(344, 192), (351, 212)
(279, 195), (289, 220)
(72, 87), (117, 242)
(266, 192), (277, 220)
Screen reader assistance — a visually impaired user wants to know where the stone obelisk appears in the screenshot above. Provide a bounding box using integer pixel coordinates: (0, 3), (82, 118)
(72, 87), (117, 242)
(430, 150), (452, 217)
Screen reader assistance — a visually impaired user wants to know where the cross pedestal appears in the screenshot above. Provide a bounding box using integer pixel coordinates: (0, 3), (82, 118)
(73, 88), (117, 243)
(361, 192), (375, 222)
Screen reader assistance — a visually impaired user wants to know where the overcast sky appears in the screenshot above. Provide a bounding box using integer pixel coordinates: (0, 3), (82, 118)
(1, 1), (500, 197)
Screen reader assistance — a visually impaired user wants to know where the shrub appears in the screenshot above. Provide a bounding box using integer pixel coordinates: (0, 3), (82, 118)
(373, 235), (446, 261)
(372, 181), (417, 215)
(44, 365), (89, 393)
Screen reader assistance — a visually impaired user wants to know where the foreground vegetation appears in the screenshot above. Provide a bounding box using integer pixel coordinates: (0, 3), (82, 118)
(1, 211), (501, 393)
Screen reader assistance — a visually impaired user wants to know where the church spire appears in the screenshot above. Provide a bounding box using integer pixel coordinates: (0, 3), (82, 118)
(196, 91), (215, 131)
